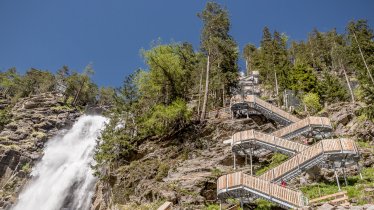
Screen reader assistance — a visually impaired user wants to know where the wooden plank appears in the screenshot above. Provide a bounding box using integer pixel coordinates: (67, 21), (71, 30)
(157, 202), (172, 210)
(309, 191), (347, 204)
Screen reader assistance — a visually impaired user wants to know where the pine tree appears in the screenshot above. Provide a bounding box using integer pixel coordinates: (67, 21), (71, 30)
(198, 2), (238, 120)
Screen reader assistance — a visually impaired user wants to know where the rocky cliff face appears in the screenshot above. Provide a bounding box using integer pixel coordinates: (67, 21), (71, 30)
(0, 92), (81, 209)
(91, 115), (278, 210)
(92, 101), (374, 210)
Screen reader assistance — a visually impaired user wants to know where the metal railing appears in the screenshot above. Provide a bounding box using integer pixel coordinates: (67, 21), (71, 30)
(231, 94), (300, 123)
(272, 116), (332, 138)
(259, 139), (357, 182)
(232, 129), (308, 155)
(217, 172), (306, 208)
(218, 139), (358, 208)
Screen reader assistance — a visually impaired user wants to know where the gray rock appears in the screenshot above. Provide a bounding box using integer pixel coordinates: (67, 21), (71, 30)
(317, 203), (335, 210)
(363, 204), (374, 210)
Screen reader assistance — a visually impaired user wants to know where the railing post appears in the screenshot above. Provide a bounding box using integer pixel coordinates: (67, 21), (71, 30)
(245, 154), (248, 166)
(226, 174), (228, 191)
(250, 148), (253, 176)
(338, 138), (344, 153)
(334, 165), (341, 191)
(357, 162), (363, 180)
(342, 166), (348, 186)
(233, 154), (236, 170)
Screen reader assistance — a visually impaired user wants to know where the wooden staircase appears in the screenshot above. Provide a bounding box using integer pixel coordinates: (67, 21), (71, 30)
(309, 191), (350, 207)
(216, 93), (360, 209)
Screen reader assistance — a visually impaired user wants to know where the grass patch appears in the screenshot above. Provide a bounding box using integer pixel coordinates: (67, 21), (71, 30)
(155, 162), (170, 181)
(203, 204), (220, 210)
(117, 199), (166, 210)
(356, 140), (374, 149)
(51, 105), (74, 112)
(21, 162), (31, 173)
(301, 167), (374, 205)
(256, 153), (288, 176)
(254, 199), (275, 210)
(211, 167), (222, 178)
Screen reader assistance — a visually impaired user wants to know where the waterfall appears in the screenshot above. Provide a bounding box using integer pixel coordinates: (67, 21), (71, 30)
(12, 115), (107, 210)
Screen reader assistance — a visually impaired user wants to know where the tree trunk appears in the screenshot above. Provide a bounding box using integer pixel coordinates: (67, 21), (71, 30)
(73, 80), (85, 106)
(353, 31), (374, 85)
(197, 67), (204, 116)
(200, 53), (210, 121)
(246, 58), (249, 75)
(339, 59), (355, 103)
(274, 72), (279, 96)
(222, 83), (225, 107)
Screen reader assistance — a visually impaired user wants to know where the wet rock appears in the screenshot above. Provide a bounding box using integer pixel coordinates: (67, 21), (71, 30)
(0, 92), (82, 207)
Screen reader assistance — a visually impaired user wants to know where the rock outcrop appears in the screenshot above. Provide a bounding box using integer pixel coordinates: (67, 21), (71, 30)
(0, 92), (81, 209)
(91, 117), (278, 210)
(327, 102), (374, 143)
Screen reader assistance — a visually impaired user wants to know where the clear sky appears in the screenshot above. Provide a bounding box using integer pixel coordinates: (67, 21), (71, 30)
(0, 0), (373, 87)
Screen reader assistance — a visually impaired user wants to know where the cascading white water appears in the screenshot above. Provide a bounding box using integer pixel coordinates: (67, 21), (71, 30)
(12, 115), (107, 210)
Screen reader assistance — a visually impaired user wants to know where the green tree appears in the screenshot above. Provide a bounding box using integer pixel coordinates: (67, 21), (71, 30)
(243, 43), (256, 75)
(347, 20), (374, 119)
(18, 68), (55, 97)
(302, 92), (322, 115)
(317, 71), (348, 105)
(289, 60), (318, 93)
(0, 67), (20, 98)
(198, 2), (238, 120)
(65, 64), (98, 106)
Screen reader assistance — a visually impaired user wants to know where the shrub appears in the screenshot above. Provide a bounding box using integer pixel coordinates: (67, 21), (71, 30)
(156, 163), (170, 181)
(141, 98), (192, 136)
(302, 92), (322, 114)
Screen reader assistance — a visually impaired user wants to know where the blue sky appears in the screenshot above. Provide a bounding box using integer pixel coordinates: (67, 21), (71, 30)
(0, 0), (373, 87)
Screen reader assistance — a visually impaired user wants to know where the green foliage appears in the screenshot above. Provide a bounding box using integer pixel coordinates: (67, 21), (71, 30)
(0, 109), (10, 129)
(346, 20), (374, 120)
(141, 98), (191, 136)
(301, 167), (374, 205)
(356, 139), (374, 149)
(256, 153), (288, 175)
(21, 162), (31, 173)
(198, 2), (239, 109)
(203, 204), (220, 210)
(97, 87), (116, 106)
(317, 71), (348, 104)
(357, 85), (374, 120)
(140, 43), (198, 105)
(210, 167), (222, 178)
(254, 199), (275, 210)
(289, 61), (318, 93)
(0, 65), (103, 107)
(155, 163), (170, 181)
(302, 92), (322, 114)
(243, 43), (257, 74)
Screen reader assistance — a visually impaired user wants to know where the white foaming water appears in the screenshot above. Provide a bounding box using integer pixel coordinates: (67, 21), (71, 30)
(12, 115), (107, 210)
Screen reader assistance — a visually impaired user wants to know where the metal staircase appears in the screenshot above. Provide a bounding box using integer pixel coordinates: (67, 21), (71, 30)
(220, 130), (359, 208)
(217, 89), (360, 208)
(231, 95), (300, 125)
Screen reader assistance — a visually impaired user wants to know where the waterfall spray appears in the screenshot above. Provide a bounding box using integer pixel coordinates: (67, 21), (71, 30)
(12, 115), (107, 210)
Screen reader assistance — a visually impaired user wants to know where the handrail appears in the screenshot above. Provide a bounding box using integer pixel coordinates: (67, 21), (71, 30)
(272, 116), (332, 138)
(232, 129), (308, 154)
(217, 172), (305, 208)
(231, 94), (300, 123)
(218, 139), (357, 208)
(309, 191), (347, 204)
(259, 139), (357, 182)
(218, 81), (358, 208)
